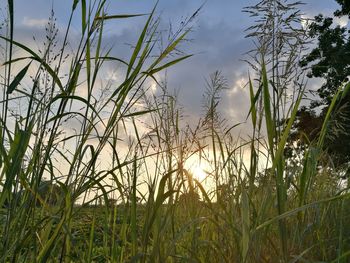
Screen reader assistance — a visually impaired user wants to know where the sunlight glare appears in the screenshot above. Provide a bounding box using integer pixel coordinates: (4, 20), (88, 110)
(192, 164), (207, 181)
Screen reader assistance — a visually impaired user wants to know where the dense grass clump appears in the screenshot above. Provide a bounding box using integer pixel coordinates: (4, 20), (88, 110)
(0, 0), (349, 262)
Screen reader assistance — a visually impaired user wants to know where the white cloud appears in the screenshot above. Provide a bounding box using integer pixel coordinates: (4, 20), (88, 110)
(334, 16), (348, 27)
(229, 76), (247, 96)
(22, 17), (48, 29)
(300, 14), (314, 30)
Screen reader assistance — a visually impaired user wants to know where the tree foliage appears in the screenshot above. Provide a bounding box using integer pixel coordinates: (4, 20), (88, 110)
(300, 10), (350, 106)
(292, 0), (350, 173)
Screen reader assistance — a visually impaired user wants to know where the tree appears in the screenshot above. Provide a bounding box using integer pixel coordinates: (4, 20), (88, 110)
(293, 0), (350, 175)
(300, 9), (350, 106)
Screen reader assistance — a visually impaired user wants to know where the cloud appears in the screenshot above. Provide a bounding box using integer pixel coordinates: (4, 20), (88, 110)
(334, 16), (349, 27)
(22, 17), (48, 29)
(301, 14), (313, 30)
(10, 0), (331, 138)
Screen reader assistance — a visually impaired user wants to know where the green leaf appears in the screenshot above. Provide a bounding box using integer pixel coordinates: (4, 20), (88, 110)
(318, 87), (342, 148)
(66, 62), (82, 94)
(72, 0), (79, 10)
(271, 87), (304, 172)
(7, 63), (31, 94)
(0, 36), (65, 92)
(0, 122), (33, 208)
(148, 55), (192, 75)
(48, 94), (101, 123)
(241, 189), (250, 262)
(95, 14), (147, 20)
(341, 81), (350, 100)
(123, 109), (156, 118)
(248, 75), (257, 128)
(126, 5), (156, 78)
(148, 30), (190, 70)
(261, 61), (275, 155)
(256, 192), (350, 231)
(81, 0), (86, 32)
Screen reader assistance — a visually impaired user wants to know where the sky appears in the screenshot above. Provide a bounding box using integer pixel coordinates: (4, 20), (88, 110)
(2, 0), (345, 129)
(1, 0), (347, 197)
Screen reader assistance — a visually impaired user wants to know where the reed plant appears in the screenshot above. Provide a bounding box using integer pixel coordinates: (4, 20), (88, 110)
(0, 0), (349, 262)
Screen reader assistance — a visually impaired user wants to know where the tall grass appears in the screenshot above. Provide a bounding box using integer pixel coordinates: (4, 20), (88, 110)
(0, 0), (349, 262)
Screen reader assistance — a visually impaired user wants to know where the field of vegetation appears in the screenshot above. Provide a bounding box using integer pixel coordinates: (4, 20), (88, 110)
(0, 0), (350, 262)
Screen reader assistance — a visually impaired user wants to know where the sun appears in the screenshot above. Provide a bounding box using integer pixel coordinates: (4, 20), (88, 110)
(184, 155), (209, 181)
(191, 164), (207, 181)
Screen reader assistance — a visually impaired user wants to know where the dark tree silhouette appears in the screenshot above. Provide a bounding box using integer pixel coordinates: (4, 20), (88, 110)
(291, 0), (350, 176)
